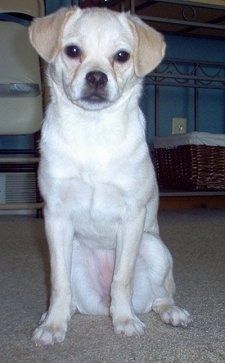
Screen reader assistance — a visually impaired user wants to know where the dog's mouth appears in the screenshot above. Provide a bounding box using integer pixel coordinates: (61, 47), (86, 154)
(68, 92), (111, 111)
(78, 91), (111, 110)
(81, 94), (108, 104)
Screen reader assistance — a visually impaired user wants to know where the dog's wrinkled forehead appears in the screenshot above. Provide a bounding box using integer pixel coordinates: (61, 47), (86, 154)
(62, 10), (133, 55)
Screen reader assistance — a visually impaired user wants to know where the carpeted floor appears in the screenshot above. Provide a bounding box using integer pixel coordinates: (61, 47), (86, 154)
(0, 208), (224, 363)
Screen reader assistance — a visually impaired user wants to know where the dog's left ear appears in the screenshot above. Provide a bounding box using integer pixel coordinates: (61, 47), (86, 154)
(128, 14), (166, 77)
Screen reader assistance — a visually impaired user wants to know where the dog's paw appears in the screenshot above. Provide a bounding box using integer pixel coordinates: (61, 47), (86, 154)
(113, 316), (145, 336)
(160, 306), (192, 328)
(32, 324), (67, 346)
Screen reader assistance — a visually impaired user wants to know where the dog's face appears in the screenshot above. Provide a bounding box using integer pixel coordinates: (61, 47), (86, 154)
(29, 7), (165, 111)
(60, 9), (137, 110)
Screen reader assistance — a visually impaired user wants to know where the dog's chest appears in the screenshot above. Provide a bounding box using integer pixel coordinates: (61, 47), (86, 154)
(68, 177), (125, 248)
(40, 112), (148, 248)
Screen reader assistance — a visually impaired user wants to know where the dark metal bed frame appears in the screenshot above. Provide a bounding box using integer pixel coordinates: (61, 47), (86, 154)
(131, 0), (225, 38)
(146, 58), (225, 136)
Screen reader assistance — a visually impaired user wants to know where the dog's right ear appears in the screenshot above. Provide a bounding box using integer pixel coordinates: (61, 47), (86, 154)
(29, 7), (79, 63)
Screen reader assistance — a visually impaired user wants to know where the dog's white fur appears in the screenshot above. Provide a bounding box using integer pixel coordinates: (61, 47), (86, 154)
(29, 7), (191, 345)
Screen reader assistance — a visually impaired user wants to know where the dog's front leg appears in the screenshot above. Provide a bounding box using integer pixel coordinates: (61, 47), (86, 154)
(32, 209), (74, 346)
(110, 208), (146, 336)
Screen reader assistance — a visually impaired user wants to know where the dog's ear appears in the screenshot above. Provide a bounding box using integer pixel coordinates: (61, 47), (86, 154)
(128, 14), (166, 77)
(29, 7), (78, 63)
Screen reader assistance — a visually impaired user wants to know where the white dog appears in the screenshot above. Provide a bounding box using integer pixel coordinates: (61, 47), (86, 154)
(29, 7), (191, 345)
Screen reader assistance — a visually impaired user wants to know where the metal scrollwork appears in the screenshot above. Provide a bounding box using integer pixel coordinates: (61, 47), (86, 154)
(182, 6), (197, 22)
(146, 59), (225, 90)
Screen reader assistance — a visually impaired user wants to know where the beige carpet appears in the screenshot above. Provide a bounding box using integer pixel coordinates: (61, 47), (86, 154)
(0, 208), (225, 362)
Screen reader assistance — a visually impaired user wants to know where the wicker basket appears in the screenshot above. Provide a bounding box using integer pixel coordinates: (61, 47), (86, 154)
(153, 144), (225, 191)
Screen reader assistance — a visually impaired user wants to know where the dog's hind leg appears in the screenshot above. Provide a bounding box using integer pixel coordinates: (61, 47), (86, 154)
(132, 232), (192, 327)
(152, 266), (192, 327)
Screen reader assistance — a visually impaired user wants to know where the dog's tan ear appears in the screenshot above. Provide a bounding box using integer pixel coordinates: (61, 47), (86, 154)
(29, 7), (77, 63)
(128, 15), (166, 77)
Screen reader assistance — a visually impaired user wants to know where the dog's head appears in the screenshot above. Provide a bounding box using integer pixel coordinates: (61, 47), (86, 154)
(29, 7), (165, 111)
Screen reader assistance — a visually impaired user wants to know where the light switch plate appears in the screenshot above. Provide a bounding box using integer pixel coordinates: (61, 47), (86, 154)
(172, 118), (187, 134)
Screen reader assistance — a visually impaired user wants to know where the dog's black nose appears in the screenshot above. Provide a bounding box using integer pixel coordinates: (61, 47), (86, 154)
(86, 71), (108, 89)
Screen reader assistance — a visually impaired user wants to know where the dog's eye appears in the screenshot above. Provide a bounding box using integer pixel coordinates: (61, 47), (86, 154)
(114, 50), (130, 63)
(65, 45), (81, 58)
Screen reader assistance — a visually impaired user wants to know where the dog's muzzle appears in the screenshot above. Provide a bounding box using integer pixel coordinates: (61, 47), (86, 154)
(81, 70), (109, 104)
